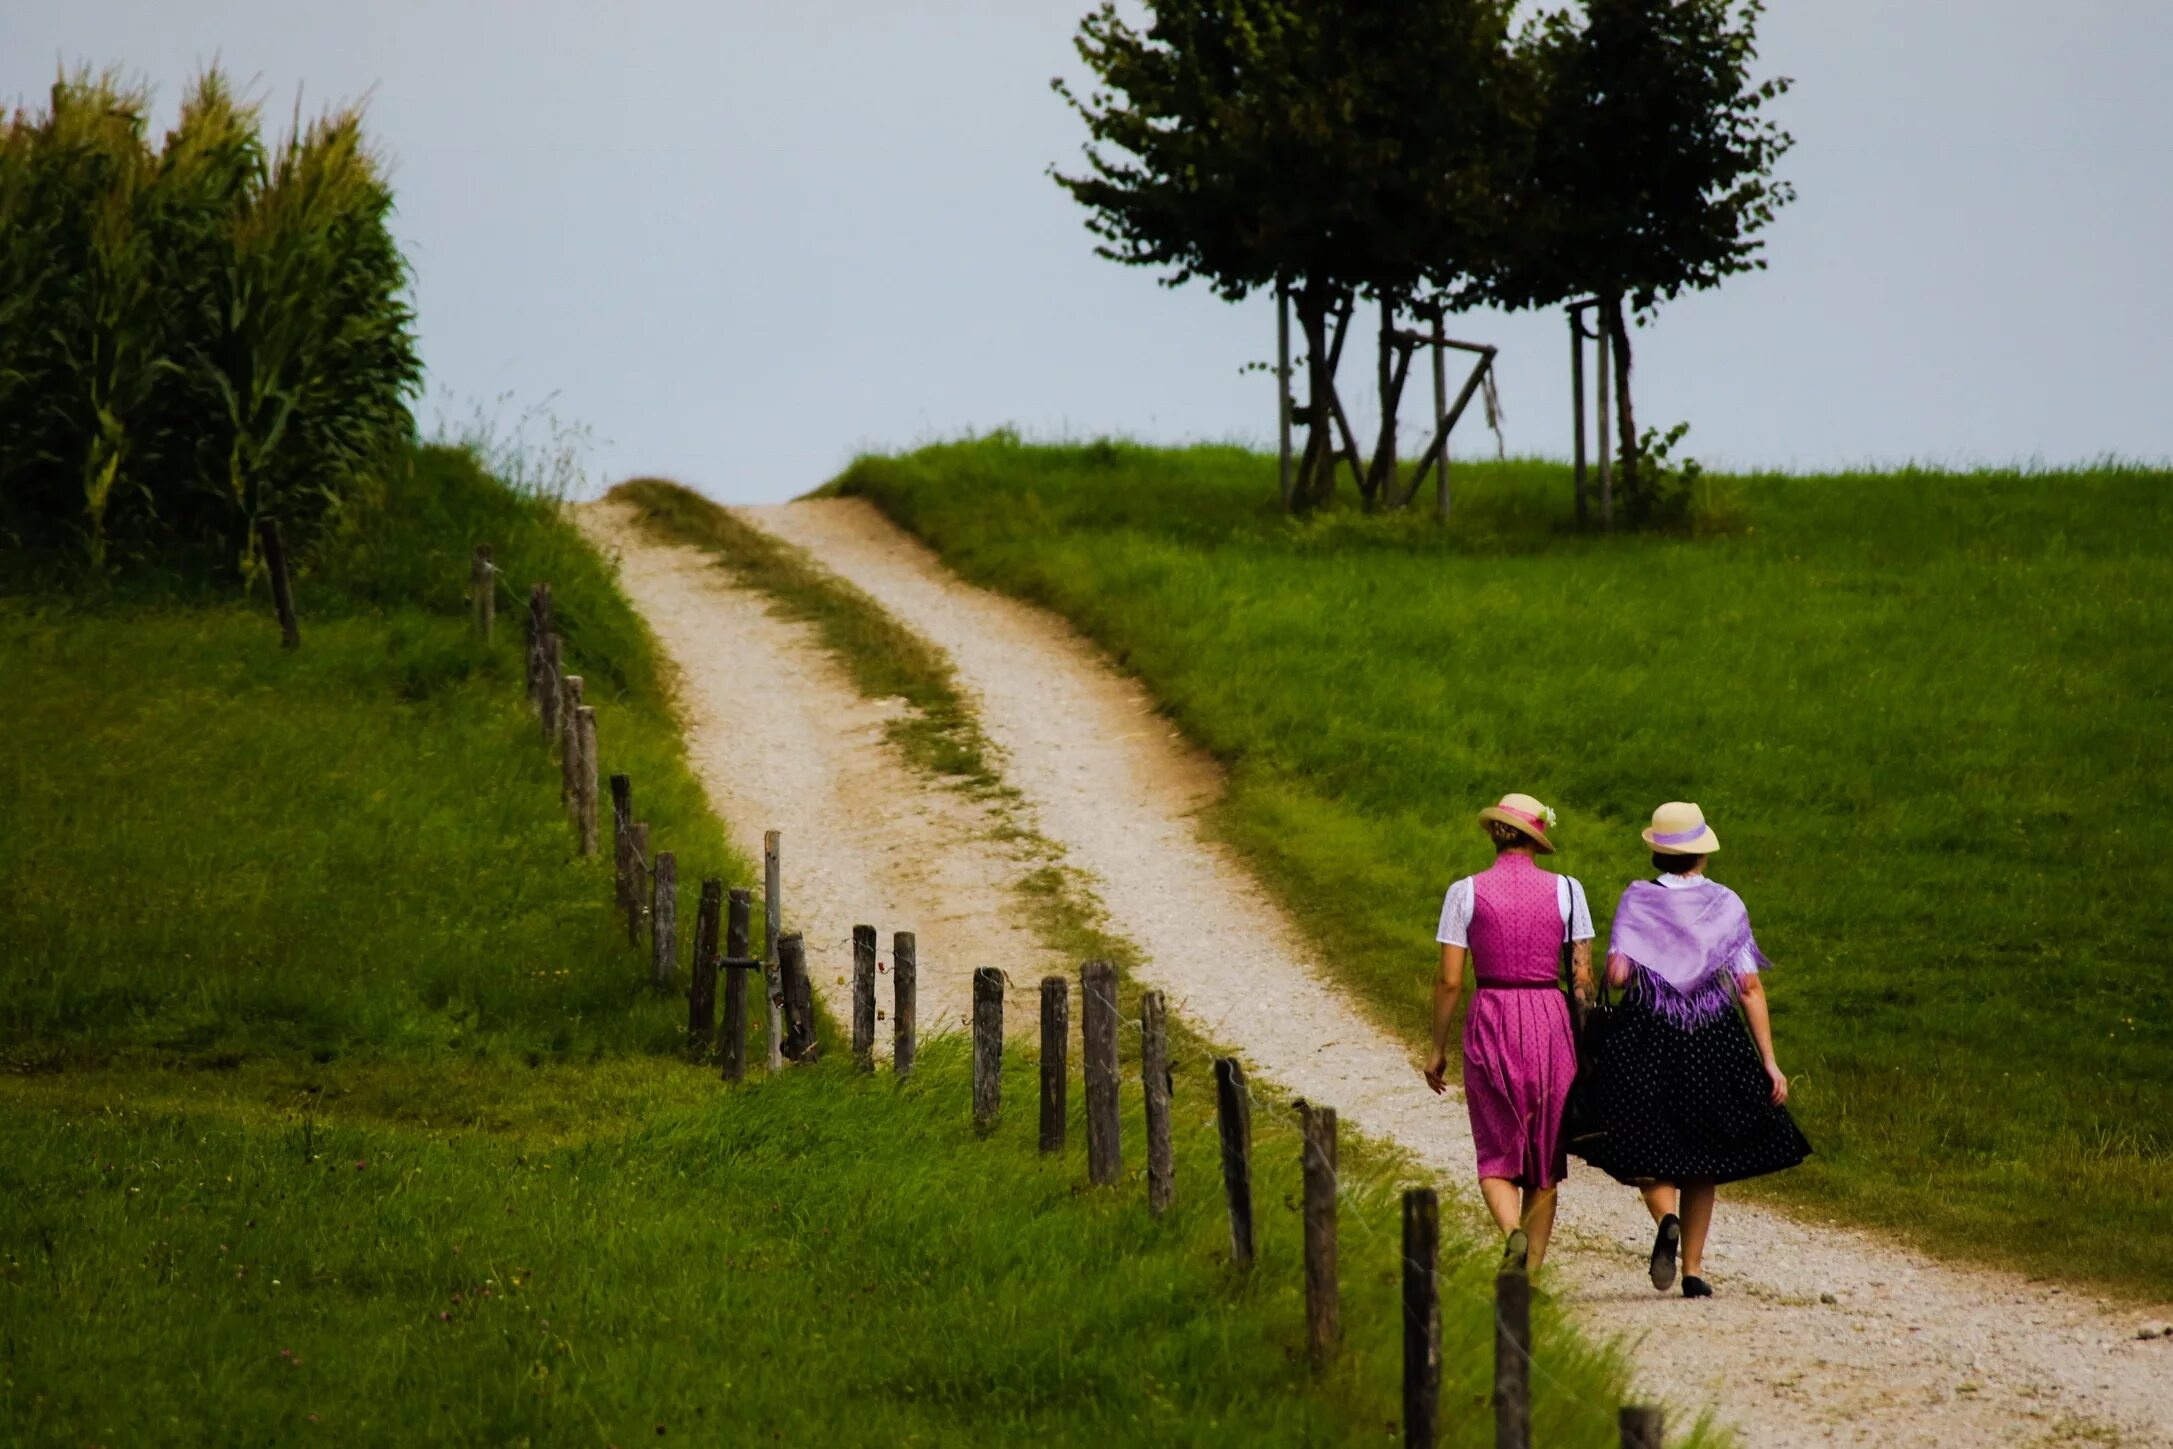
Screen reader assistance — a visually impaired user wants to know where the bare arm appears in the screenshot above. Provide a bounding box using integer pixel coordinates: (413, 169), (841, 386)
(1570, 940), (1594, 1006)
(1424, 943), (1466, 1094)
(1737, 972), (1788, 1104)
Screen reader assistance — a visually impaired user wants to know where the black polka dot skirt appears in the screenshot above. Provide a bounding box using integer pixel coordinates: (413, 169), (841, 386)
(1573, 997), (1812, 1186)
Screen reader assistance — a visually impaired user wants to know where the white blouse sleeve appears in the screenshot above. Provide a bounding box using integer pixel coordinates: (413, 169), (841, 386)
(1733, 940), (1762, 975)
(1561, 876), (1595, 942)
(1435, 878), (1475, 947)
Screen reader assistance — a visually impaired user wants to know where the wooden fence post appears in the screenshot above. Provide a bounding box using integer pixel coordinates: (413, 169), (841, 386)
(1214, 1058), (1255, 1267)
(258, 518), (300, 649)
(973, 967), (1003, 1131)
(471, 544), (494, 641)
(627, 823), (650, 947)
(539, 631), (564, 746)
(1039, 976), (1068, 1153)
(559, 676), (584, 803)
(720, 888), (753, 1082)
(763, 830), (783, 1072)
(650, 849), (677, 989)
(893, 931), (917, 1080)
(1141, 991), (1173, 1214)
(526, 584), (552, 708)
(1403, 1188), (1442, 1449)
(1617, 1406), (1664, 1449)
(573, 708), (599, 856)
(1495, 1255), (1533, 1449)
(688, 877), (721, 1053)
(778, 932), (817, 1062)
(1080, 960), (1120, 1186)
(1302, 1103), (1339, 1362)
(852, 924), (877, 1072)
(611, 775), (633, 905)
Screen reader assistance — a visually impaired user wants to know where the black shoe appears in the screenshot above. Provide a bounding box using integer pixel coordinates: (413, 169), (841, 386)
(1682, 1275), (1713, 1299)
(1649, 1214), (1681, 1292)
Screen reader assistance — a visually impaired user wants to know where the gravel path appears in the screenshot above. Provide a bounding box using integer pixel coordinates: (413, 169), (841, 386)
(723, 497), (2173, 1449)
(578, 501), (1064, 1048)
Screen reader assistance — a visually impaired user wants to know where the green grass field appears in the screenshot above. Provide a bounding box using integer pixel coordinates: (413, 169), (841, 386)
(828, 436), (2173, 1296)
(0, 447), (1677, 1445)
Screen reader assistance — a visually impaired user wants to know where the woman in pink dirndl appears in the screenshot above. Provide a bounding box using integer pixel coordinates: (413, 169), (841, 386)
(1424, 792), (1594, 1266)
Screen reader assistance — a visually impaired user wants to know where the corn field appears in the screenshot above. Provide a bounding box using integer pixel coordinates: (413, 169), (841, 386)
(0, 68), (422, 576)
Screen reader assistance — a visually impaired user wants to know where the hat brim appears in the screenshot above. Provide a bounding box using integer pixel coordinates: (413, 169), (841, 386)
(1641, 826), (1720, 855)
(1478, 806), (1555, 854)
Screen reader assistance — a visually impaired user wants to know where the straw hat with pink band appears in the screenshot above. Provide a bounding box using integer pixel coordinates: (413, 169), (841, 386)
(1642, 800), (1721, 855)
(1476, 791), (1558, 854)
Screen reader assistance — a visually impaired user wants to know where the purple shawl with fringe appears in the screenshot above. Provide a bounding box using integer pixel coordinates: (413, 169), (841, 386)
(1607, 878), (1770, 1028)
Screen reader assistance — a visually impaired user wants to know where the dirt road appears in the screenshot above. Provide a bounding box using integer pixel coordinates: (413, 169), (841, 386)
(590, 495), (2173, 1446)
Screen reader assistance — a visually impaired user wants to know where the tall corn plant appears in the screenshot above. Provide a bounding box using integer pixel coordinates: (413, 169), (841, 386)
(0, 67), (420, 577)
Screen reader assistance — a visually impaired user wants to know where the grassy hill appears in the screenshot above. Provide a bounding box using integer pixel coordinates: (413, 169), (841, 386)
(0, 447), (1668, 1445)
(829, 436), (2173, 1295)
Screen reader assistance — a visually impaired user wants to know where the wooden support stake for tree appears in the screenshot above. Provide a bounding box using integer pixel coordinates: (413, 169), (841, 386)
(1617, 1406), (1664, 1449)
(1276, 281), (1294, 510)
(972, 967), (1003, 1131)
(539, 631), (564, 746)
(573, 707), (599, 856)
(778, 932), (817, 1062)
(1431, 309), (1451, 521)
(720, 888), (754, 1083)
(1141, 990), (1172, 1214)
(627, 823), (650, 948)
(1080, 960), (1121, 1186)
(1214, 1058), (1255, 1267)
(688, 878), (721, 1053)
(763, 830), (783, 1072)
(611, 775), (633, 905)
(852, 924), (878, 1072)
(1039, 976), (1068, 1153)
(650, 849), (677, 989)
(1302, 1103), (1339, 1362)
(471, 544), (494, 641)
(892, 931), (917, 1080)
(258, 518), (300, 649)
(1568, 304), (1590, 530)
(1495, 1258), (1533, 1449)
(1403, 1188), (1442, 1449)
(1596, 318), (1615, 531)
(559, 676), (585, 804)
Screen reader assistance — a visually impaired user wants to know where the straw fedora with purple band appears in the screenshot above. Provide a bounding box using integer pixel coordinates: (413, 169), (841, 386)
(1477, 792), (1558, 855)
(1642, 800), (1721, 855)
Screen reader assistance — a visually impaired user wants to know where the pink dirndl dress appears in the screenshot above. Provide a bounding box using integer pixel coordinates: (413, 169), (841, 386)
(1449, 854), (1581, 1188)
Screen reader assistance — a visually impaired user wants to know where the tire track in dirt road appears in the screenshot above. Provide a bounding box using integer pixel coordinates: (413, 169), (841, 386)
(724, 496), (2173, 1449)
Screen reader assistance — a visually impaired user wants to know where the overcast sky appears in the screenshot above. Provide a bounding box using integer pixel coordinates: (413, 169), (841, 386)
(6, 2), (2168, 500)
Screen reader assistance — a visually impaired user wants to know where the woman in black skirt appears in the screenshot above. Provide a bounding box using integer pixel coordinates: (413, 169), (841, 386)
(1577, 801), (1810, 1298)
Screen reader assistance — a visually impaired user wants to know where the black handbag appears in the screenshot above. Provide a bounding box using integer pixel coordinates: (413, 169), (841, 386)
(1561, 881), (1614, 1149)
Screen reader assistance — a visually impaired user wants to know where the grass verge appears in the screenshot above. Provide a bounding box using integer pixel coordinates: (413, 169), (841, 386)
(826, 434), (2173, 1298)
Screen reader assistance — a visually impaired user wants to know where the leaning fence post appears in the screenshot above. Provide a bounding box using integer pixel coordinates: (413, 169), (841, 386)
(1403, 1188), (1442, 1449)
(471, 544), (494, 641)
(258, 518), (300, 649)
(1080, 960), (1120, 1186)
(778, 932), (817, 1062)
(1039, 976), (1068, 1153)
(627, 823), (650, 947)
(1214, 1058), (1255, 1267)
(559, 676), (584, 803)
(688, 878), (721, 1053)
(611, 775), (633, 905)
(1495, 1250), (1533, 1449)
(650, 849), (677, 988)
(1302, 1104), (1338, 1362)
(852, 924), (878, 1072)
(1141, 991), (1173, 1215)
(763, 830), (783, 1072)
(573, 708), (599, 856)
(720, 888), (754, 1082)
(1618, 1406), (1664, 1449)
(893, 931), (917, 1080)
(539, 631), (564, 746)
(972, 968), (1003, 1131)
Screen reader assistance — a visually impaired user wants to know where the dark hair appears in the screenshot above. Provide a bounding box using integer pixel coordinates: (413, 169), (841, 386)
(1652, 851), (1706, 876)
(1489, 821), (1532, 852)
